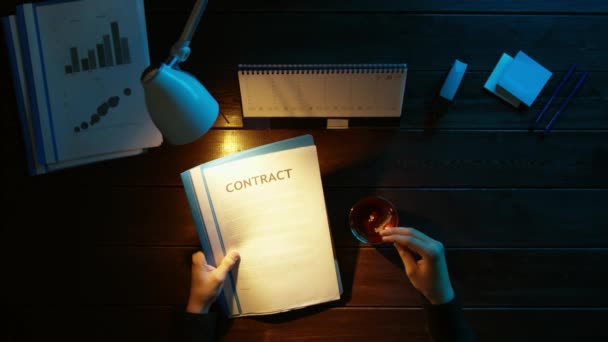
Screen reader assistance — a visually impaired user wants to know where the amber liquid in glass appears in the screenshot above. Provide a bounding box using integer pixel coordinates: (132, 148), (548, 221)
(349, 196), (398, 244)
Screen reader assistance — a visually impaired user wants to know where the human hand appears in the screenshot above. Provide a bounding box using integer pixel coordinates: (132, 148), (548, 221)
(380, 227), (455, 305)
(186, 250), (240, 314)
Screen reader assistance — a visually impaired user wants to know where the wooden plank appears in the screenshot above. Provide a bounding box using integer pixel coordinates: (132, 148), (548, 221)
(145, 0), (608, 14)
(5, 186), (608, 248)
(5, 130), (607, 187)
(137, 66), (607, 130)
(8, 307), (176, 342)
(400, 72), (607, 129)
(201, 69), (608, 130)
(144, 13), (608, 71)
(9, 0), (600, 15)
(223, 308), (608, 342)
(278, 73), (601, 128)
(8, 247), (606, 307)
(3, 69), (605, 133)
(5, 13), (604, 125)
(4, 13), (608, 131)
(9, 307), (608, 342)
(326, 189), (608, 248)
(3, 65), (606, 173)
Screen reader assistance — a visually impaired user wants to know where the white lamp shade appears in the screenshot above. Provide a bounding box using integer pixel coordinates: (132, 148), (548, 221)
(142, 63), (219, 145)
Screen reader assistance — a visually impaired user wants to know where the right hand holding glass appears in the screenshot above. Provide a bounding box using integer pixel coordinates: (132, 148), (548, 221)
(380, 227), (455, 305)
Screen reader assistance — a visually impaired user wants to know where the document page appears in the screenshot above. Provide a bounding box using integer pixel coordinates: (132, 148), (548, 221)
(194, 145), (341, 316)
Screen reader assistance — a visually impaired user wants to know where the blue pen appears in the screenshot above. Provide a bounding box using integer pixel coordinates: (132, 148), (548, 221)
(543, 71), (589, 134)
(530, 64), (577, 131)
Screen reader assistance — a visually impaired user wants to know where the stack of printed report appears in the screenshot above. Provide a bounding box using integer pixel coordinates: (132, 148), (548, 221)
(2, 0), (162, 175)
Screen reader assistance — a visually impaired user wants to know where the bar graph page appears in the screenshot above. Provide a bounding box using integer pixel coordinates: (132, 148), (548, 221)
(64, 21), (132, 74)
(31, 0), (161, 163)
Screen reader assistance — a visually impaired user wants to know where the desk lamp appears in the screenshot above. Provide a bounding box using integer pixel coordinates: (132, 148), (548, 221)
(141, 0), (218, 145)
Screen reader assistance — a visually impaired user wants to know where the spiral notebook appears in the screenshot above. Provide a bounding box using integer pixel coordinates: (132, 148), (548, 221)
(238, 64), (407, 118)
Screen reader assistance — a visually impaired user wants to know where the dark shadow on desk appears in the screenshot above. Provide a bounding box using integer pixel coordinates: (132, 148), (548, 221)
(424, 96), (451, 134)
(218, 303), (337, 330)
(423, 95), (529, 133)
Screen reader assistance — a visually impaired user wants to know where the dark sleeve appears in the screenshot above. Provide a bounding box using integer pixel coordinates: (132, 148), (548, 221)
(174, 310), (217, 342)
(422, 295), (476, 342)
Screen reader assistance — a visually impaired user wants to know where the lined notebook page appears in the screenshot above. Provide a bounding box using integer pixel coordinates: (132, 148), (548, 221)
(238, 64), (407, 118)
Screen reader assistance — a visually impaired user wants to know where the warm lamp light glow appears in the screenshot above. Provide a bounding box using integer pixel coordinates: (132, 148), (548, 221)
(221, 133), (242, 156)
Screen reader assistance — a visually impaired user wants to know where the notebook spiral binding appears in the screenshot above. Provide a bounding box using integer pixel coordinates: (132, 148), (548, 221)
(238, 64), (407, 75)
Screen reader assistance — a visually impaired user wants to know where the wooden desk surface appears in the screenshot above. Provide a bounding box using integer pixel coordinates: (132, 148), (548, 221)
(2, 1), (608, 341)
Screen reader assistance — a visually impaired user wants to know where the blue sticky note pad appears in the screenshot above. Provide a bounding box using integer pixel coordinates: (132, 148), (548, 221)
(496, 51), (552, 107)
(484, 53), (522, 108)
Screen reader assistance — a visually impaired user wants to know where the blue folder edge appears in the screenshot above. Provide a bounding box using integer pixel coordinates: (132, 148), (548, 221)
(15, 5), (48, 165)
(181, 171), (233, 315)
(31, 3), (59, 162)
(8, 1), (122, 172)
(179, 134), (314, 316)
(2, 16), (37, 175)
(15, 2), (80, 165)
(199, 164), (244, 315)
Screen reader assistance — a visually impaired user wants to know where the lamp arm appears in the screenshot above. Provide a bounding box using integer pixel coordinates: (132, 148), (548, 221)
(167, 0), (209, 66)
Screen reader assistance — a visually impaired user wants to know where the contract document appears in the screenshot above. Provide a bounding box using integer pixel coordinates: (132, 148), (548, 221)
(181, 135), (342, 317)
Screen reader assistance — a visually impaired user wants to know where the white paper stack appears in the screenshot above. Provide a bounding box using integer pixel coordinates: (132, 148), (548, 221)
(2, 0), (162, 175)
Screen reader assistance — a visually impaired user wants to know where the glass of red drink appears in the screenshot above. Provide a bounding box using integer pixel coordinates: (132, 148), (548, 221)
(348, 196), (399, 244)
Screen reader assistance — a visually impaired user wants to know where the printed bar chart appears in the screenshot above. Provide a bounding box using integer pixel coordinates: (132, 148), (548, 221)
(103, 34), (114, 67)
(70, 47), (80, 73)
(96, 44), (106, 68)
(88, 49), (96, 69)
(111, 22), (123, 65)
(64, 21), (131, 74)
